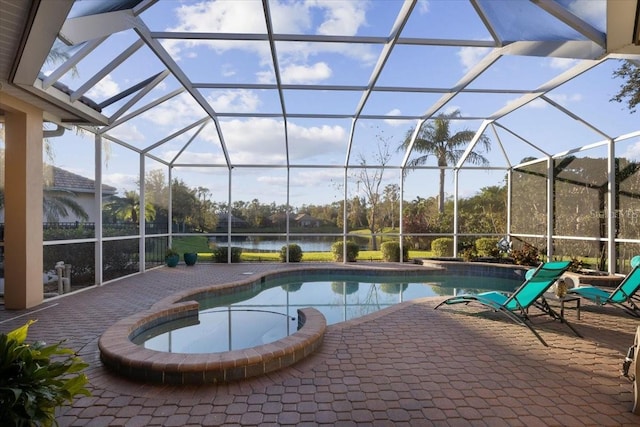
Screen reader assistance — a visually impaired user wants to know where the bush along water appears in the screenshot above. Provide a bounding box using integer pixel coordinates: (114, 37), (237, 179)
(0, 320), (91, 426)
(331, 241), (360, 262)
(380, 241), (409, 262)
(280, 244), (303, 262)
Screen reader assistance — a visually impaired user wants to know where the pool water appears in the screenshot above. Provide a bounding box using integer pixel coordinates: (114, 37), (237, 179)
(134, 273), (520, 354)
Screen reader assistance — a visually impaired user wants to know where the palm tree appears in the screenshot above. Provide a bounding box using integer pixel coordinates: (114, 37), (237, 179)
(104, 191), (156, 223)
(399, 110), (491, 213)
(43, 189), (89, 222)
(0, 188), (89, 222)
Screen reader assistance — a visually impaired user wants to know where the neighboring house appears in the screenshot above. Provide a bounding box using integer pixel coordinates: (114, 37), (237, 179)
(0, 165), (117, 223)
(216, 212), (249, 230)
(294, 213), (321, 228)
(269, 212), (322, 228)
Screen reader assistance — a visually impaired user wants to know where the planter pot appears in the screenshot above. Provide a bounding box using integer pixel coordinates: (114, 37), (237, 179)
(166, 254), (179, 267)
(183, 252), (198, 266)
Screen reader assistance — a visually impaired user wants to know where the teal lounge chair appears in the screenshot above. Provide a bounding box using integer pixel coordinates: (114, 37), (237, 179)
(434, 261), (578, 346)
(567, 256), (640, 317)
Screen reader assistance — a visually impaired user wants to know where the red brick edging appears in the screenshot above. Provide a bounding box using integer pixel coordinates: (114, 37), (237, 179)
(98, 298), (326, 384)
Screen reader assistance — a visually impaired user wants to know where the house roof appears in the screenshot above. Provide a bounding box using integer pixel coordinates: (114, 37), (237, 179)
(48, 165), (117, 195)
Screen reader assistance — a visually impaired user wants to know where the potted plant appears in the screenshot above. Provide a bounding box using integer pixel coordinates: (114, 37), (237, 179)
(0, 320), (91, 426)
(183, 252), (198, 266)
(165, 248), (180, 267)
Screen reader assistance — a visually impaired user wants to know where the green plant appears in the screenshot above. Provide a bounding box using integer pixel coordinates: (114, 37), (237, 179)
(568, 257), (584, 272)
(331, 241), (360, 262)
(511, 243), (540, 266)
(212, 246), (243, 263)
(475, 237), (500, 257)
(380, 241), (409, 262)
(279, 244), (303, 262)
(165, 247), (179, 257)
(431, 238), (453, 257)
(0, 320), (90, 426)
(461, 246), (477, 262)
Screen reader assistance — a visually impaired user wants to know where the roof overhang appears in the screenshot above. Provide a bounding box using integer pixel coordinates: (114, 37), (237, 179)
(7, 0), (107, 125)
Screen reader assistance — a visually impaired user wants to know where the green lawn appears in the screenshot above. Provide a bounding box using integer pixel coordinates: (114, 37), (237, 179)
(169, 234), (433, 263)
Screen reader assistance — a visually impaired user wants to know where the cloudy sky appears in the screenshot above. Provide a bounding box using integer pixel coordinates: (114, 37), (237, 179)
(11, 0), (640, 206)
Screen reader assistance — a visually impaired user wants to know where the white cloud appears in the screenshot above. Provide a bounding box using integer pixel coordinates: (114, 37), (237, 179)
(567, 0), (606, 31)
(207, 90), (261, 113)
(280, 62), (332, 84)
(549, 57), (579, 70)
(164, 0), (376, 70)
(222, 64), (236, 77)
(384, 108), (405, 127)
(457, 46), (492, 73)
(622, 141), (640, 161)
(161, 150), (223, 165)
(418, 0), (430, 14)
(102, 172), (138, 194)
(548, 93), (583, 104)
(107, 122), (146, 143)
(314, 0), (368, 36)
(191, 118), (347, 164)
(519, 92), (583, 110)
(86, 74), (120, 100)
(161, 0), (269, 59)
(290, 168), (343, 188)
(140, 93), (205, 128)
(526, 98), (547, 109)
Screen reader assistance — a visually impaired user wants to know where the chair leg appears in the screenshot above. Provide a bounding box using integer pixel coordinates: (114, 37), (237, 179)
(632, 327), (640, 415)
(533, 298), (582, 338)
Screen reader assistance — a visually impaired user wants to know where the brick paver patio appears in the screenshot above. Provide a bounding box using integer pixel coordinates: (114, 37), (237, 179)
(1, 262), (639, 426)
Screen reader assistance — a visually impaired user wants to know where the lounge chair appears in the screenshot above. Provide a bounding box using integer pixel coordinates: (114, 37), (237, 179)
(567, 256), (640, 317)
(434, 260), (577, 346)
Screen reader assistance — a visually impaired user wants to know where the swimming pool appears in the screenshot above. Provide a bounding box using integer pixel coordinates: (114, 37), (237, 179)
(133, 273), (520, 354)
(99, 264), (528, 384)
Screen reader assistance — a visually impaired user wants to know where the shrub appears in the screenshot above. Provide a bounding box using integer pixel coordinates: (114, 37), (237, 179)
(212, 246), (243, 263)
(331, 241), (360, 262)
(280, 244), (303, 262)
(461, 246), (477, 262)
(0, 320), (91, 426)
(380, 241), (409, 262)
(475, 237), (500, 257)
(568, 257), (584, 272)
(431, 238), (453, 257)
(511, 243), (540, 266)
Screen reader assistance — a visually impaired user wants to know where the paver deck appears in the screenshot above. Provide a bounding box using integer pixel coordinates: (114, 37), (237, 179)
(1, 262), (639, 426)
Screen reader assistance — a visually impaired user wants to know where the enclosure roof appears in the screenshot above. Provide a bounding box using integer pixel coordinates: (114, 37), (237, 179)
(2, 0), (640, 170)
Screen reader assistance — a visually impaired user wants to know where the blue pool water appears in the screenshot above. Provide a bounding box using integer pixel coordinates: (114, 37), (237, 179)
(135, 272), (520, 354)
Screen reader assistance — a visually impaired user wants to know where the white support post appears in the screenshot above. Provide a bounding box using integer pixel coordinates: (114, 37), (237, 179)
(343, 167), (348, 264)
(227, 169), (232, 264)
(399, 171), (404, 263)
(546, 157), (554, 260)
(139, 154), (146, 272)
(168, 167), (172, 249)
(286, 166), (290, 263)
(453, 169), (459, 257)
(95, 133), (103, 285)
(506, 168), (512, 241)
(607, 138), (616, 273)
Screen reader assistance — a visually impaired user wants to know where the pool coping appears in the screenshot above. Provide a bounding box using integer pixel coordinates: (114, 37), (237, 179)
(98, 263), (526, 384)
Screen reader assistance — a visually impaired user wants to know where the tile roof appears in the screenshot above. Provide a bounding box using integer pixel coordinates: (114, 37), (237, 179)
(47, 165), (116, 195)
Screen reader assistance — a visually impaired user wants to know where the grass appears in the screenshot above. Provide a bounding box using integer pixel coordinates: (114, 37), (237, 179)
(185, 249), (434, 263)
(169, 234), (434, 263)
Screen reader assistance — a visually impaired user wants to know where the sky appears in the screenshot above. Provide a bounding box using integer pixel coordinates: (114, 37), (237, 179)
(3, 0), (640, 208)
